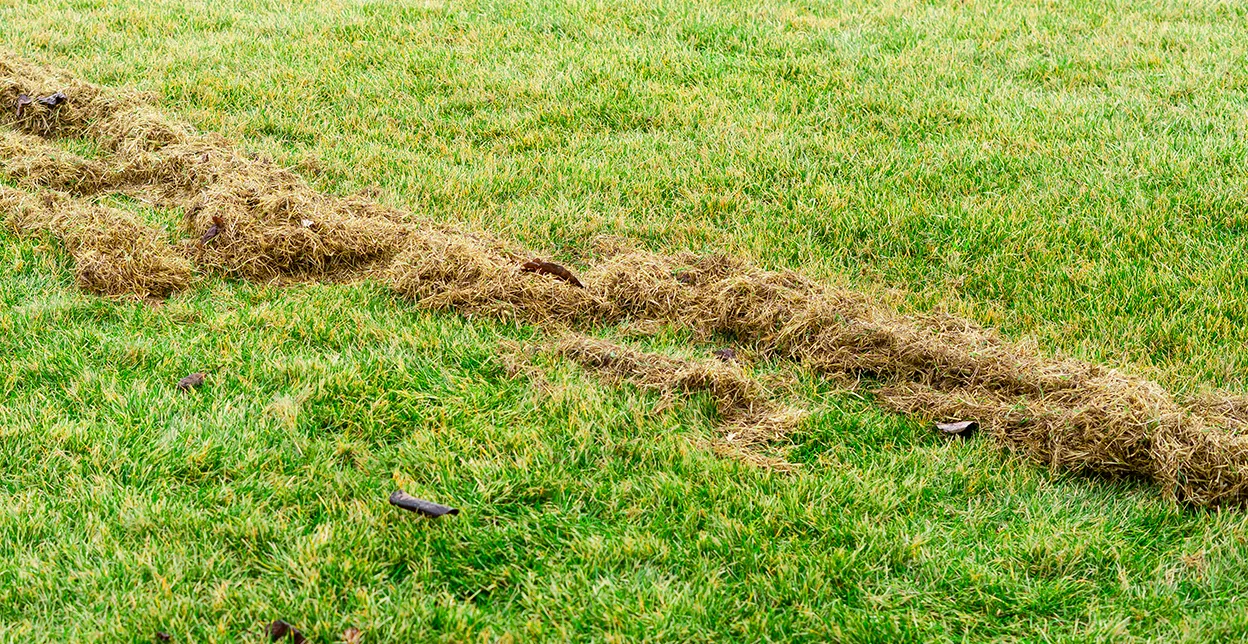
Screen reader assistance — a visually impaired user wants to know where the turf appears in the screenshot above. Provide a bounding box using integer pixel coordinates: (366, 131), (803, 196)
(3, 0), (1248, 641)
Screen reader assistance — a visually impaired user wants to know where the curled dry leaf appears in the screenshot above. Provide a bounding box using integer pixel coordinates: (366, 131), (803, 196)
(265, 620), (306, 643)
(713, 348), (737, 363)
(520, 259), (584, 288)
(935, 420), (978, 438)
(389, 490), (459, 517)
(200, 215), (224, 245)
(176, 372), (206, 391)
(342, 627), (362, 644)
(155, 632), (172, 642)
(15, 94), (32, 118)
(35, 91), (68, 107)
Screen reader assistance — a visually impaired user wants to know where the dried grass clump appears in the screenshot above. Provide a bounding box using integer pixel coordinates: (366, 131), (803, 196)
(186, 160), (413, 279)
(1, 53), (190, 151)
(1184, 392), (1248, 432)
(1154, 424), (1248, 506)
(4, 54), (416, 280)
(0, 185), (192, 297)
(463, 249), (1248, 503)
(387, 232), (611, 323)
(552, 333), (803, 462)
(0, 129), (115, 192)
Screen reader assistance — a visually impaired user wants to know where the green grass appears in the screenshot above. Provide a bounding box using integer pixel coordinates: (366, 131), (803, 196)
(4, 0), (1248, 641)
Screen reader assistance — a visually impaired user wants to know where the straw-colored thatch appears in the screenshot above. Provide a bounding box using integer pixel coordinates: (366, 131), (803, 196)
(5, 51), (1248, 503)
(0, 184), (192, 298)
(550, 333), (802, 470)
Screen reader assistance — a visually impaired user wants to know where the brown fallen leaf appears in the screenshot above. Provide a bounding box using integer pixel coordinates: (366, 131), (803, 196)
(15, 94), (32, 118)
(200, 215), (224, 245)
(177, 372), (206, 391)
(35, 91), (67, 107)
(342, 627), (362, 644)
(155, 632), (172, 642)
(521, 259), (584, 288)
(389, 490), (459, 517)
(934, 420), (977, 438)
(713, 348), (737, 363)
(265, 620), (306, 643)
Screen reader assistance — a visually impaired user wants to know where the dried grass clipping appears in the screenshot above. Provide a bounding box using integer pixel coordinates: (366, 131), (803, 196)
(551, 333), (803, 469)
(0, 184), (192, 297)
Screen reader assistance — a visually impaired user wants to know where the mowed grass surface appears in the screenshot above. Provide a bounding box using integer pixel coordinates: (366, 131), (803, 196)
(3, 0), (1248, 641)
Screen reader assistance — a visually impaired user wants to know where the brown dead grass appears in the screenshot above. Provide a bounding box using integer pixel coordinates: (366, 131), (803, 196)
(0, 184), (192, 298)
(186, 160), (412, 279)
(0, 129), (114, 192)
(5, 52), (1248, 503)
(3, 51), (412, 280)
(1, 55), (189, 150)
(551, 333), (803, 469)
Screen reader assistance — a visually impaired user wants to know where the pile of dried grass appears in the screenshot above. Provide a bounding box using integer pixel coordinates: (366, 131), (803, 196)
(0, 184), (192, 298)
(387, 232), (611, 322)
(1, 54), (189, 151)
(3, 52), (412, 280)
(595, 252), (1248, 504)
(5, 52), (1248, 503)
(391, 240), (1248, 503)
(0, 129), (114, 192)
(552, 333), (802, 469)
(185, 159), (413, 279)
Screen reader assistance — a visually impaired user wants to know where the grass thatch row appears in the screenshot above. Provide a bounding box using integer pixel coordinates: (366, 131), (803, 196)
(0, 184), (192, 297)
(551, 333), (804, 466)
(4, 52), (1248, 505)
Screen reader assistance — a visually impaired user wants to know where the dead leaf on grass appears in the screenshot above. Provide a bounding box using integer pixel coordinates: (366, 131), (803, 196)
(177, 372), (206, 391)
(935, 420), (977, 438)
(389, 490), (459, 517)
(265, 620), (306, 643)
(520, 259), (584, 288)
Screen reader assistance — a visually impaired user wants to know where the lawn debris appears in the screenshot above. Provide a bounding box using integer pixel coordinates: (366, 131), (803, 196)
(713, 348), (737, 363)
(552, 333), (803, 462)
(521, 259), (584, 288)
(935, 420), (977, 438)
(199, 215), (223, 245)
(341, 627), (362, 644)
(389, 490), (459, 517)
(0, 184), (192, 298)
(8, 52), (1248, 505)
(15, 93), (32, 118)
(265, 620), (306, 643)
(0, 129), (116, 192)
(35, 91), (68, 108)
(176, 372), (206, 391)
(155, 632), (171, 642)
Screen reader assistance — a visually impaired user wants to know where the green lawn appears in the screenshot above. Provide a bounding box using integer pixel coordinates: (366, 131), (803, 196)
(4, 0), (1248, 641)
